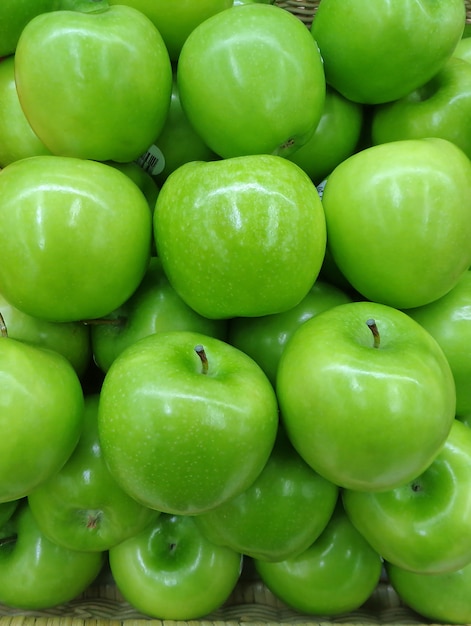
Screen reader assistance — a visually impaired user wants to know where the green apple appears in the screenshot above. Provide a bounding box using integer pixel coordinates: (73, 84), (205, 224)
(453, 35), (471, 63)
(287, 86), (364, 185)
(343, 419), (471, 574)
(387, 559), (471, 624)
(153, 75), (218, 186)
(0, 155), (152, 322)
(0, 291), (91, 377)
(107, 0), (233, 62)
(0, 55), (50, 167)
(98, 330), (279, 515)
(0, 324), (84, 502)
(0, 501), (19, 528)
(194, 427), (338, 562)
(154, 154), (326, 319)
(371, 57), (471, 160)
(0, 0), (54, 57)
(91, 257), (227, 373)
(321, 138), (471, 309)
(14, 4), (172, 162)
(28, 394), (159, 553)
(105, 161), (159, 215)
(0, 501), (104, 610)
(254, 501), (383, 616)
(228, 280), (353, 386)
(177, 3), (325, 158)
(109, 513), (242, 620)
(405, 270), (471, 418)
(276, 300), (456, 492)
(311, 0), (465, 104)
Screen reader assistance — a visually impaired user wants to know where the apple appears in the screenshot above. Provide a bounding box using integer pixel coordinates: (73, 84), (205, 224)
(254, 501), (383, 616)
(386, 559), (471, 624)
(91, 257), (228, 373)
(177, 3), (326, 158)
(97, 330), (279, 515)
(107, 0), (233, 62)
(0, 501), (104, 610)
(105, 161), (159, 215)
(153, 154), (326, 319)
(228, 279), (353, 387)
(0, 0), (54, 57)
(0, 291), (91, 378)
(109, 512), (242, 620)
(0, 319), (85, 502)
(0, 501), (19, 528)
(405, 270), (471, 418)
(371, 56), (471, 160)
(14, 3), (172, 162)
(194, 426), (339, 562)
(0, 55), (51, 168)
(287, 85), (364, 185)
(453, 35), (471, 64)
(311, 0), (465, 104)
(321, 138), (471, 310)
(153, 75), (218, 186)
(343, 419), (471, 574)
(28, 394), (159, 553)
(0, 155), (152, 323)
(276, 300), (456, 492)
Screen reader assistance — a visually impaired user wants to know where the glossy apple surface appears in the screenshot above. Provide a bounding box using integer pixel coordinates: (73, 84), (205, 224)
(371, 57), (471, 159)
(0, 332), (84, 502)
(228, 279), (352, 386)
(14, 4), (172, 162)
(387, 559), (471, 624)
(177, 3), (325, 158)
(311, 0), (465, 104)
(194, 427), (339, 562)
(0, 155), (152, 322)
(28, 394), (159, 552)
(98, 330), (279, 515)
(321, 138), (471, 309)
(91, 257), (227, 373)
(0, 502), (104, 610)
(254, 502), (382, 615)
(154, 154), (326, 319)
(343, 419), (471, 574)
(0, 0), (54, 56)
(276, 300), (456, 491)
(109, 513), (242, 620)
(0, 55), (50, 167)
(405, 270), (471, 417)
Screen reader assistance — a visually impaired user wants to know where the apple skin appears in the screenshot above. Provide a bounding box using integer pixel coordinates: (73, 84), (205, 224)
(386, 559), (471, 624)
(287, 86), (364, 185)
(91, 257), (228, 373)
(453, 36), (471, 64)
(28, 394), (159, 553)
(321, 138), (471, 309)
(0, 335), (84, 502)
(0, 501), (19, 528)
(98, 330), (279, 515)
(228, 280), (353, 387)
(107, 0), (232, 62)
(405, 270), (471, 417)
(0, 55), (50, 167)
(0, 0), (54, 57)
(154, 154), (326, 319)
(0, 155), (152, 323)
(0, 501), (104, 610)
(194, 427), (339, 562)
(109, 513), (243, 620)
(0, 291), (91, 378)
(177, 3), (326, 158)
(105, 161), (159, 215)
(254, 501), (383, 616)
(311, 0), (465, 104)
(371, 57), (471, 160)
(276, 300), (456, 492)
(343, 419), (471, 574)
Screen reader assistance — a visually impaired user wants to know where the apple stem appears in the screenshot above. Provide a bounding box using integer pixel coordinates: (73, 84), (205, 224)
(0, 312), (7, 338)
(366, 318), (380, 349)
(194, 344), (209, 375)
(0, 534), (16, 548)
(81, 316), (126, 327)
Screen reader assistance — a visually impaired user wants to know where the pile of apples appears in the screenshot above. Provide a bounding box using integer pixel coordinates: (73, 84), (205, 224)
(1, 0), (471, 623)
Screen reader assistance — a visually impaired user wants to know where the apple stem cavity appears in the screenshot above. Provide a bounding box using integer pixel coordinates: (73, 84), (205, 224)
(0, 312), (7, 338)
(366, 318), (380, 349)
(195, 344), (209, 375)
